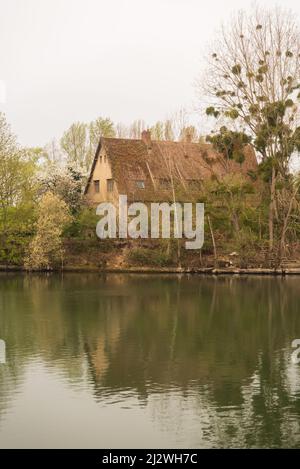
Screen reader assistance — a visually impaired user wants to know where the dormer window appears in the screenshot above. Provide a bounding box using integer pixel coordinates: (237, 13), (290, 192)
(188, 179), (202, 190)
(159, 178), (171, 189)
(136, 180), (145, 189)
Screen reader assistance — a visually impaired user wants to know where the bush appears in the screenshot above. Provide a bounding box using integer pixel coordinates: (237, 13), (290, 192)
(63, 207), (98, 238)
(127, 247), (174, 267)
(0, 233), (31, 265)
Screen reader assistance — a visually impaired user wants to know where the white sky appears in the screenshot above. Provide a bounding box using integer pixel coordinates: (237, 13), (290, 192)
(0, 0), (299, 147)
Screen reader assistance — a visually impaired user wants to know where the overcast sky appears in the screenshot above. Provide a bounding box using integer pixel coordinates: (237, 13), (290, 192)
(0, 0), (299, 147)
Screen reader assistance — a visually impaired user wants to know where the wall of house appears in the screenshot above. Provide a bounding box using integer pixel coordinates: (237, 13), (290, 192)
(85, 147), (119, 204)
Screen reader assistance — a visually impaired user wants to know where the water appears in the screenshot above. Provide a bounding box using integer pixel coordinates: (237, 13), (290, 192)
(0, 273), (300, 448)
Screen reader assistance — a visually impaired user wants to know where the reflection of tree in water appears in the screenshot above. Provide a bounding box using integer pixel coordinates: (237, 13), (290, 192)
(83, 275), (300, 447)
(0, 273), (300, 446)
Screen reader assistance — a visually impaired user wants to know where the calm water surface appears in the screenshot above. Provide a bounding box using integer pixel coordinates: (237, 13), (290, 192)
(0, 273), (300, 448)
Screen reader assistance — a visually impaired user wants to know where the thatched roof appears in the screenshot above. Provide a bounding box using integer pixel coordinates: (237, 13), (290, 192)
(85, 135), (257, 201)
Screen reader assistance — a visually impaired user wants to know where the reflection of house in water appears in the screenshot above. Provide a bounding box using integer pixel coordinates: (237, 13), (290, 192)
(83, 277), (266, 400)
(2, 274), (300, 447)
(84, 313), (122, 381)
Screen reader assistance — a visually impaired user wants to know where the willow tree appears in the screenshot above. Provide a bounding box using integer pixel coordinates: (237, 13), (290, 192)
(202, 7), (300, 255)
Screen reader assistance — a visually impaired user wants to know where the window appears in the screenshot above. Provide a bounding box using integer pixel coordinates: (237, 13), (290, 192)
(159, 178), (171, 189)
(107, 179), (114, 192)
(188, 179), (202, 191)
(94, 180), (100, 193)
(136, 180), (145, 189)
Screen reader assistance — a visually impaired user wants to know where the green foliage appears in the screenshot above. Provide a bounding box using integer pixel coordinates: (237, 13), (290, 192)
(206, 107), (220, 118)
(64, 207), (98, 238)
(204, 7), (300, 255)
(255, 74), (264, 83)
(0, 233), (31, 265)
(206, 127), (251, 163)
(60, 117), (116, 175)
(89, 117), (115, 143)
(0, 113), (39, 266)
(258, 64), (268, 74)
(25, 192), (72, 270)
(61, 122), (88, 173)
(150, 121), (164, 140)
(225, 109), (239, 119)
(231, 64), (241, 75)
(127, 246), (174, 267)
(0, 204), (36, 264)
(179, 125), (199, 142)
(234, 230), (261, 268)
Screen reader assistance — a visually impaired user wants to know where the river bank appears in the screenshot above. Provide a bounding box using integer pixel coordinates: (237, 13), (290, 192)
(2, 264), (300, 275)
(2, 238), (300, 275)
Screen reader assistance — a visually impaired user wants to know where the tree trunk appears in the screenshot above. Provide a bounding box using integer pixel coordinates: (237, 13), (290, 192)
(199, 248), (202, 266)
(269, 166), (276, 253)
(279, 187), (297, 262)
(177, 240), (181, 267)
(232, 211), (240, 233)
(207, 215), (217, 268)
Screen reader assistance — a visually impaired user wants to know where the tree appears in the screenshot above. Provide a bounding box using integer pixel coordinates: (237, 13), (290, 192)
(60, 122), (88, 173)
(0, 113), (37, 236)
(42, 139), (66, 166)
(25, 192), (72, 270)
(39, 164), (83, 214)
(201, 6), (300, 255)
(88, 117), (115, 167)
(89, 117), (115, 146)
(0, 112), (16, 156)
(164, 119), (175, 141)
(115, 122), (129, 138)
(150, 120), (176, 141)
(129, 119), (146, 139)
(60, 118), (116, 175)
(171, 107), (188, 140)
(150, 121), (164, 140)
(179, 125), (199, 142)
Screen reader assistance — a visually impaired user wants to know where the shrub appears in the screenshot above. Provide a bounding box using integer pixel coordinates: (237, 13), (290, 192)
(127, 247), (174, 267)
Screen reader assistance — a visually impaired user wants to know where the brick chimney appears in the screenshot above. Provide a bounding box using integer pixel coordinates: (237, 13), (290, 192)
(141, 129), (151, 148)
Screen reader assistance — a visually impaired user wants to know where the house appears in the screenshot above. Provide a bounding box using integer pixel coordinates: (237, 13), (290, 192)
(84, 130), (257, 204)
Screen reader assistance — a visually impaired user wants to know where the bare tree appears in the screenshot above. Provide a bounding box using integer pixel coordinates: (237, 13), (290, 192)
(129, 119), (146, 139)
(115, 122), (129, 138)
(200, 6), (300, 255)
